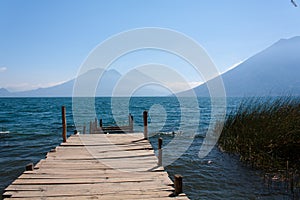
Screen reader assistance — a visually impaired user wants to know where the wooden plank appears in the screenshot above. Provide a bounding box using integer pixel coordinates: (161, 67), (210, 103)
(4, 195), (189, 200)
(12, 177), (169, 185)
(22, 166), (166, 175)
(5, 182), (174, 192)
(3, 133), (189, 199)
(102, 125), (132, 130)
(18, 173), (173, 181)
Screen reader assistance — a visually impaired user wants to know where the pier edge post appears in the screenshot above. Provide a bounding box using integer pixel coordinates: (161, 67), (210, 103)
(129, 114), (134, 133)
(143, 111), (148, 139)
(174, 174), (183, 195)
(100, 119), (103, 128)
(90, 121), (93, 134)
(25, 163), (34, 171)
(83, 124), (86, 134)
(61, 106), (67, 142)
(158, 137), (162, 166)
(94, 118), (98, 130)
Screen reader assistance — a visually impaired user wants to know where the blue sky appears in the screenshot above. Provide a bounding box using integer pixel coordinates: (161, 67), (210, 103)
(0, 0), (300, 91)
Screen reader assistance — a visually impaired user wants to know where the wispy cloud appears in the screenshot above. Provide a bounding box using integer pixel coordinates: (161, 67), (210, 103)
(0, 67), (7, 73)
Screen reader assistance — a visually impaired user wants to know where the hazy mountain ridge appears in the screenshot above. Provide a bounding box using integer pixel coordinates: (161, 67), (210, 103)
(0, 69), (122, 97)
(1, 36), (300, 97)
(189, 36), (300, 97)
(0, 68), (170, 97)
(0, 88), (11, 96)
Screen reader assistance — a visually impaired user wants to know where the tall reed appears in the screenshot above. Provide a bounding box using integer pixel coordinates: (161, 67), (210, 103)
(218, 96), (300, 171)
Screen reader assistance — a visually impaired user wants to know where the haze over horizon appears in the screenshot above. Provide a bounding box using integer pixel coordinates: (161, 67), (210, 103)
(0, 1), (300, 92)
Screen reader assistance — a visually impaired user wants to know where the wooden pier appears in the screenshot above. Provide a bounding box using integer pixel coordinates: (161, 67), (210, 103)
(3, 108), (189, 199)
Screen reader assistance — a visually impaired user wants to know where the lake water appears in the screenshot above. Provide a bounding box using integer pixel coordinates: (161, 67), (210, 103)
(0, 97), (292, 199)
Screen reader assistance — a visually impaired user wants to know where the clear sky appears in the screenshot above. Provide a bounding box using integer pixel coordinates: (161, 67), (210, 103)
(0, 0), (299, 92)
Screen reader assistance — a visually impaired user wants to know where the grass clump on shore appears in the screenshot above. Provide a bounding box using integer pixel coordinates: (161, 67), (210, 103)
(218, 96), (300, 172)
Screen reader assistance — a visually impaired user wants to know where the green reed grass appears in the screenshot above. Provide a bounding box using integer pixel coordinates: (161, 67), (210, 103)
(218, 96), (300, 172)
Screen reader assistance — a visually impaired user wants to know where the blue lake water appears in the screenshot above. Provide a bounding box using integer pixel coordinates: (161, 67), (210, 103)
(0, 97), (292, 199)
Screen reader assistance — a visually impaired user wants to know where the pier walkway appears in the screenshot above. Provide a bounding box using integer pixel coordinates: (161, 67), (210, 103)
(3, 133), (189, 199)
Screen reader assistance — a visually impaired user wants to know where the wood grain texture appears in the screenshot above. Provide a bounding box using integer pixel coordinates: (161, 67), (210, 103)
(3, 134), (189, 199)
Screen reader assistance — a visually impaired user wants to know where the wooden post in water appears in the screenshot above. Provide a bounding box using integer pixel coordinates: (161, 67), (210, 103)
(25, 163), (33, 171)
(90, 121), (93, 134)
(158, 137), (162, 166)
(83, 124), (86, 134)
(94, 118), (98, 130)
(129, 114), (133, 133)
(128, 114), (131, 127)
(61, 106), (67, 142)
(174, 174), (183, 195)
(100, 119), (103, 128)
(143, 111), (148, 139)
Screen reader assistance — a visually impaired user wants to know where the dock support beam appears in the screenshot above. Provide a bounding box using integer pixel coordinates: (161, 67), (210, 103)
(61, 106), (67, 142)
(158, 137), (162, 166)
(174, 174), (183, 195)
(90, 121), (93, 134)
(100, 119), (103, 128)
(94, 118), (98, 130)
(83, 124), (86, 134)
(129, 114), (134, 133)
(143, 111), (148, 139)
(25, 163), (34, 171)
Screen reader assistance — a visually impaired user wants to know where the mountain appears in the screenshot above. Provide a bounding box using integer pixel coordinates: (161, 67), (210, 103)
(0, 68), (172, 97)
(15, 79), (75, 97)
(1, 69), (121, 97)
(0, 88), (11, 96)
(72, 68), (122, 97)
(2, 36), (299, 97)
(190, 36), (300, 97)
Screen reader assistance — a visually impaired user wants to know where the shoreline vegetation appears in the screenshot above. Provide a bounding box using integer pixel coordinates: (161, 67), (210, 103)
(218, 96), (300, 195)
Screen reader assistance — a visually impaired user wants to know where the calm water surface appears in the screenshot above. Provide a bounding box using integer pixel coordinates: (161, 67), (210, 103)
(0, 97), (292, 199)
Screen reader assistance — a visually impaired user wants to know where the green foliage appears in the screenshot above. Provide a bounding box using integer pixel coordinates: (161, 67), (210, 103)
(218, 96), (300, 172)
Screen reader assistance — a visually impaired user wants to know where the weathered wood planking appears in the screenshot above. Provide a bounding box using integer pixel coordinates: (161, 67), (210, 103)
(3, 134), (189, 199)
